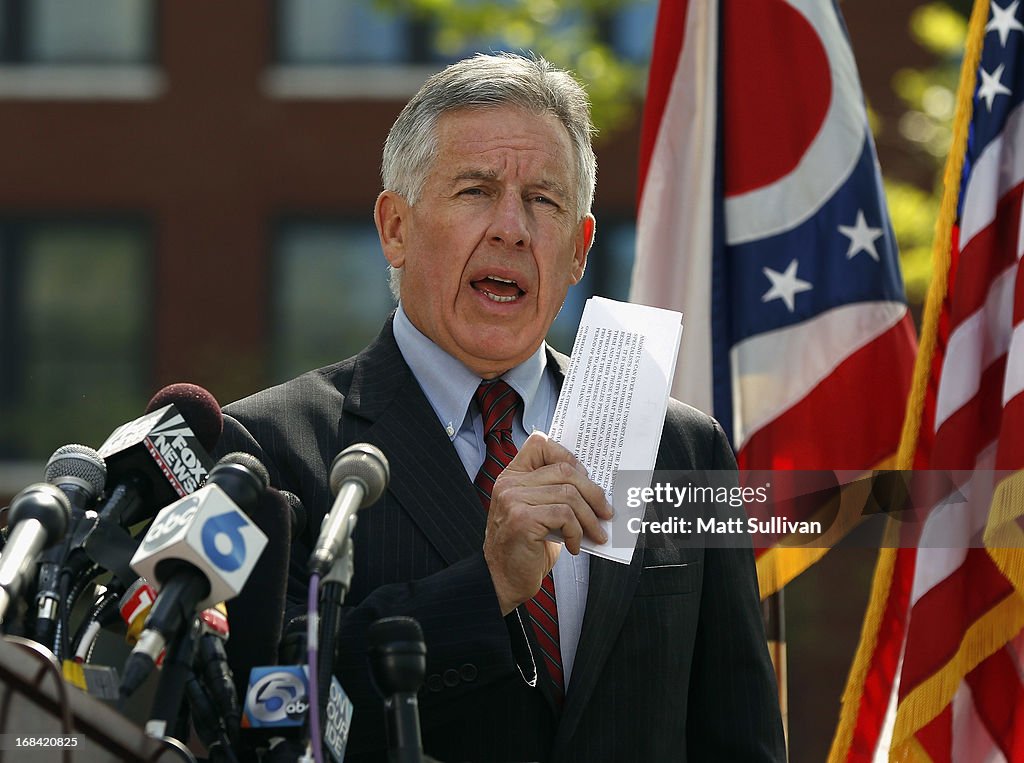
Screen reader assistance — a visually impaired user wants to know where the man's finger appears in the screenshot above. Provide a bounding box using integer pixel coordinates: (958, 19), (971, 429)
(498, 459), (613, 521)
(496, 484), (608, 545)
(506, 431), (584, 474)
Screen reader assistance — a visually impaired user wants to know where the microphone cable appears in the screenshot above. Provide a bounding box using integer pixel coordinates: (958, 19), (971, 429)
(307, 572), (325, 763)
(54, 562), (102, 661)
(186, 669), (241, 763)
(317, 579), (345, 742)
(71, 582), (124, 663)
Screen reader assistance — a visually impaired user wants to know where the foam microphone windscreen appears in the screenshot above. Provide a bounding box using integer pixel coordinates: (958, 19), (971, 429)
(224, 486), (292, 699)
(278, 490), (307, 537)
(145, 382), (223, 452)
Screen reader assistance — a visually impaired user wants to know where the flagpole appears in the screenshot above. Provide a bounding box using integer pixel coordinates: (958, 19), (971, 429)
(762, 588), (788, 750)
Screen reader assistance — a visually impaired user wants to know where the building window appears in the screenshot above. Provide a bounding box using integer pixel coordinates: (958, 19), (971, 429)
(0, 0), (156, 64)
(272, 220), (394, 382)
(274, 0), (657, 66)
(271, 217), (637, 377)
(0, 220), (152, 460)
(276, 0), (430, 65)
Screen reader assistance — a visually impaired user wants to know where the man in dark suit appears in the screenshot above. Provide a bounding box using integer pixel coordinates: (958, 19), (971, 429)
(220, 53), (785, 761)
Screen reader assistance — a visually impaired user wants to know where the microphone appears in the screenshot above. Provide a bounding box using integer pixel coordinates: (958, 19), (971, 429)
(113, 579), (230, 666)
(120, 453), (270, 697)
(239, 610), (314, 760)
(194, 604), (241, 746)
(54, 387), (217, 662)
(44, 444), (107, 515)
(34, 445), (107, 647)
(64, 385), (223, 640)
(278, 615), (309, 665)
(0, 484), (71, 624)
(120, 578), (160, 649)
(225, 487), (293, 703)
(146, 383), (223, 452)
(308, 443), (389, 576)
(49, 388), (218, 658)
(368, 616), (427, 763)
(96, 383), (221, 530)
(185, 670), (236, 763)
(278, 490), (307, 537)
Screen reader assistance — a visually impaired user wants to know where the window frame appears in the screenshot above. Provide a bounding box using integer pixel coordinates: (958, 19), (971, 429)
(0, 214), (155, 459)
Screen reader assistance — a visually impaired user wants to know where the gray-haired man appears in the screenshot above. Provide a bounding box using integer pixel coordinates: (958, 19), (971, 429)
(221, 53), (784, 762)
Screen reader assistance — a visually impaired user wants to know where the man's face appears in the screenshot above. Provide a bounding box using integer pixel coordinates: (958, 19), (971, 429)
(375, 106), (595, 378)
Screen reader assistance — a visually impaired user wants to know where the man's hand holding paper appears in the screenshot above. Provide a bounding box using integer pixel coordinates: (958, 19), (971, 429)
(484, 431), (612, 616)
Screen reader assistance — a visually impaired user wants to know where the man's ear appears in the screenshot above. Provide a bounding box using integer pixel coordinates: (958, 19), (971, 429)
(375, 191), (407, 268)
(570, 214), (596, 284)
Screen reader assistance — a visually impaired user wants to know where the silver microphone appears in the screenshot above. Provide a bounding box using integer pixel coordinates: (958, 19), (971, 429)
(0, 483), (70, 623)
(308, 443), (389, 576)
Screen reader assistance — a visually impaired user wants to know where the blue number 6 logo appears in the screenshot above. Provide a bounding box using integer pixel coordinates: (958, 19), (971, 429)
(201, 512), (248, 571)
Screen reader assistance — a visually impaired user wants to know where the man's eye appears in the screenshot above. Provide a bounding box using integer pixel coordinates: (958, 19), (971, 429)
(459, 187), (484, 196)
(532, 195), (556, 206)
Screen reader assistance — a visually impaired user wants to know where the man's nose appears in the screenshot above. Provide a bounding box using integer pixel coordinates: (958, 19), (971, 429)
(487, 194), (531, 248)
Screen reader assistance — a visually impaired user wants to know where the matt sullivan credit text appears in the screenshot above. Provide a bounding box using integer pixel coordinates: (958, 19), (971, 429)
(623, 482), (823, 537)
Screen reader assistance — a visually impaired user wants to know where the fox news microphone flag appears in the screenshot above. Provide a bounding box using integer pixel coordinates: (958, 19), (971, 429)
(629, 0), (918, 595)
(831, 1), (1024, 759)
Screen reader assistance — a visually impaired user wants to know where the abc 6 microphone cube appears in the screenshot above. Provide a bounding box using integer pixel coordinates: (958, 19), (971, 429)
(130, 484), (267, 608)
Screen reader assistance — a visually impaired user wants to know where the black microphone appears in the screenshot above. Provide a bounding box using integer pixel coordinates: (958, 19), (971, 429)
(368, 616), (427, 763)
(95, 383), (221, 530)
(185, 670), (236, 763)
(278, 615), (309, 665)
(225, 487), (293, 704)
(119, 453), (270, 698)
(34, 444), (107, 647)
(194, 604), (241, 747)
(44, 444), (107, 515)
(0, 484), (71, 624)
(278, 490), (307, 537)
(308, 444), (389, 577)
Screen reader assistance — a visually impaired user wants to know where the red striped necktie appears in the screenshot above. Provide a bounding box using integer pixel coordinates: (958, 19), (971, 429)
(472, 380), (565, 703)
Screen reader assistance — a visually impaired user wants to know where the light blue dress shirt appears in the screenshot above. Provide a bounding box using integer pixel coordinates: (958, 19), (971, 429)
(393, 304), (590, 687)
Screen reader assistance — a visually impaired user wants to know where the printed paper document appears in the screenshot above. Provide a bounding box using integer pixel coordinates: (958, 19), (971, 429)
(549, 297), (683, 563)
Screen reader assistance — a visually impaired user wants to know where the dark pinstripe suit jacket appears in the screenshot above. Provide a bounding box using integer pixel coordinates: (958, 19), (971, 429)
(219, 316), (785, 762)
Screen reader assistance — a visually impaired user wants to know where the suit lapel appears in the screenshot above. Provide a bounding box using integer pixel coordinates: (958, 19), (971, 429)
(545, 348), (647, 753)
(339, 317), (487, 565)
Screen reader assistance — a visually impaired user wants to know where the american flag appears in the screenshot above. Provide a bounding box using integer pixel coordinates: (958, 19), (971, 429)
(630, 0), (917, 595)
(831, 0), (1024, 759)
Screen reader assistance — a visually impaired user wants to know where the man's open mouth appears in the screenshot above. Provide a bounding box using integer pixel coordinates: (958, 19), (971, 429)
(471, 275), (525, 303)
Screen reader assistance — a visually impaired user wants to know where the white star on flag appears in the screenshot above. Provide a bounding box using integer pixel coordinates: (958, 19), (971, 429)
(978, 63), (1012, 110)
(838, 209), (883, 261)
(987, 0), (1024, 46)
(761, 259), (813, 313)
